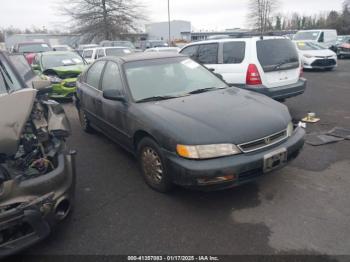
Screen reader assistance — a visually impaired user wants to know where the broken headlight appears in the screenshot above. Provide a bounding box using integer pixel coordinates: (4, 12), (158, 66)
(47, 75), (62, 84)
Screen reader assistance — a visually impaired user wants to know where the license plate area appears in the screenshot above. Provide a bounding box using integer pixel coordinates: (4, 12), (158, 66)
(263, 148), (287, 173)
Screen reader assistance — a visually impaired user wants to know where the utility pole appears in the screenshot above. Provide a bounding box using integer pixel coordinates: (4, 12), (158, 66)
(168, 0), (171, 46)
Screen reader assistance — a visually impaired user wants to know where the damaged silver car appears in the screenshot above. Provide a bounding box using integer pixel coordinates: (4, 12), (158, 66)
(0, 51), (76, 256)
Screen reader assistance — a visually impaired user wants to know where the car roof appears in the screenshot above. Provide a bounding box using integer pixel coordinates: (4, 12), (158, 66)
(107, 52), (186, 63)
(40, 51), (77, 56)
(184, 36), (285, 46)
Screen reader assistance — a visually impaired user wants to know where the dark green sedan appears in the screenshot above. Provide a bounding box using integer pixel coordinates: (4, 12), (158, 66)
(32, 51), (88, 98)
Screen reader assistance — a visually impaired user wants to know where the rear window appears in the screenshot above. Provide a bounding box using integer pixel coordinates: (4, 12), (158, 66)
(223, 42), (245, 64)
(18, 43), (51, 53)
(257, 39), (299, 72)
(294, 31), (320, 41)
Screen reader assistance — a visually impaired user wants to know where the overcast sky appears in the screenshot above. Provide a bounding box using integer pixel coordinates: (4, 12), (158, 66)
(0, 0), (344, 31)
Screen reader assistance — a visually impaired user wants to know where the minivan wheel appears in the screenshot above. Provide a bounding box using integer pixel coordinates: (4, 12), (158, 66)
(137, 137), (173, 193)
(78, 109), (93, 133)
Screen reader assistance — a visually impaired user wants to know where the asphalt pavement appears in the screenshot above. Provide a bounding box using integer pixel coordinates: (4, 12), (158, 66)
(24, 60), (350, 256)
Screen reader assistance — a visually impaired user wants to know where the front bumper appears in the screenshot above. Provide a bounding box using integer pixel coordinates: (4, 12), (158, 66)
(163, 127), (305, 190)
(50, 78), (77, 99)
(0, 152), (76, 257)
(244, 78), (307, 100)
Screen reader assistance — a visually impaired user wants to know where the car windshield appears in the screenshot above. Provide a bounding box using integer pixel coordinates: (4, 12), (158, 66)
(42, 52), (85, 69)
(105, 48), (132, 56)
(9, 54), (36, 81)
(18, 43), (51, 53)
(296, 41), (326, 51)
(124, 57), (227, 102)
(294, 31), (320, 41)
(0, 58), (22, 93)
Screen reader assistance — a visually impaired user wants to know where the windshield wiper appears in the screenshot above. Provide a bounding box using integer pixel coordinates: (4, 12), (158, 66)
(136, 95), (180, 103)
(273, 60), (296, 70)
(188, 87), (226, 95)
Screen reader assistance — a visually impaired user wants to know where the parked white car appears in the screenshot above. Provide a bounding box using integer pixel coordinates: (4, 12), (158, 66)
(294, 41), (337, 70)
(144, 47), (180, 53)
(82, 47), (133, 63)
(294, 30), (337, 49)
(180, 37), (306, 101)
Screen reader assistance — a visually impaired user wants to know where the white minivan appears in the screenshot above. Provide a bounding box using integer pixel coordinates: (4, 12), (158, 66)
(180, 37), (306, 101)
(294, 30), (338, 49)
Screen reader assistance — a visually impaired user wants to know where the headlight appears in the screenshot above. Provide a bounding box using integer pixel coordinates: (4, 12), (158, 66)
(47, 75), (62, 84)
(176, 144), (241, 159)
(303, 54), (313, 58)
(287, 122), (294, 137)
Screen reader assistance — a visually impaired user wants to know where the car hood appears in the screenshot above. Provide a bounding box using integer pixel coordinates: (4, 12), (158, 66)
(44, 64), (86, 78)
(299, 49), (336, 57)
(138, 88), (291, 145)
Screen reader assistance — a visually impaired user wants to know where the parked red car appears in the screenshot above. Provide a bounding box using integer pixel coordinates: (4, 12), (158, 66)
(11, 42), (52, 64)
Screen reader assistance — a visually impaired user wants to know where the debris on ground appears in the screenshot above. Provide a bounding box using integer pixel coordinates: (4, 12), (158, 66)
(305, 134), (344, 146)
(327, 127), (350, 140)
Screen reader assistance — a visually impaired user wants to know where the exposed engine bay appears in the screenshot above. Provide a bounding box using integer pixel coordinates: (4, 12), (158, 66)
(0, 89), (70, 188)
(0, 87), (75, 256)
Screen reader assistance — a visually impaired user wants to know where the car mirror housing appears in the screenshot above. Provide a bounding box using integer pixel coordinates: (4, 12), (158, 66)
(103, 89), (125, 102)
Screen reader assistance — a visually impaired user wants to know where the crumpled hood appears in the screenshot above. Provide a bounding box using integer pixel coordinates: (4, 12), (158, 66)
(138, 88), (291, 145)
(45, 64), (86, 78)
(0, 89), (37, 156)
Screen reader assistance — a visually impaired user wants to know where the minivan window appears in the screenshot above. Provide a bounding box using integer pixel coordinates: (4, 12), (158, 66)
(83, 50), (93, 59)
(294, 31), (320, 41)
(223, 42), (245, 64)
(86, 61), (106, 89)
(197, 44), (218, 64)
(102, 62), (123, 92)
(181, 45), (198, 59)
(257, 39), (299, 72)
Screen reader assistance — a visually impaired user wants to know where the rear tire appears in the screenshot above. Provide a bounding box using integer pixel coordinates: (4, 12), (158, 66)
(78, 109), (94, 133)
(137, 137), (173, 193)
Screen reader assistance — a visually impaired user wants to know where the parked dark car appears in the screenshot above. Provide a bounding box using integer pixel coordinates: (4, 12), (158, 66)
(0, 51), (76, 256)
(75, 53), (305, 192)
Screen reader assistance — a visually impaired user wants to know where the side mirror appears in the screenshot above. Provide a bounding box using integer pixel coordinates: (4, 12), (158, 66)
(32, 79), (51, 91)
(103, 89), (125, 102)
(215, 73), (224, 80)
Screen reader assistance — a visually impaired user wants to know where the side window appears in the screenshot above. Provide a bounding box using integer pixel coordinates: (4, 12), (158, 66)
(83, 50), (93, 59)
(180, 45), (198, 60)
(101, 62), (123, 92)
(319, 32), (324, 43)
(223, 42), (246, 64)
(98, 49), (105, 58)
(0, 73), (7, 95)
(197, 44), (218, 64)
(86, 61), (106, 89)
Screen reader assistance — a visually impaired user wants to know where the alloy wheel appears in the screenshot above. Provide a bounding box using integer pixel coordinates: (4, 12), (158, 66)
(141, 147), (164, 184)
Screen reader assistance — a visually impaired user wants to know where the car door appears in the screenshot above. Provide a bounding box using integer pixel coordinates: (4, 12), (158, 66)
(79, 61), (106, 127)
(99, 61), (130, 147)
(212, 41), (247, 86)
(97, 49), (106, 59)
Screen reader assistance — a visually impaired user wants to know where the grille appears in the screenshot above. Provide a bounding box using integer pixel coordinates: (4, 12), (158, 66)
(311, 59), (336, 67)
(238, 129), (288, 153)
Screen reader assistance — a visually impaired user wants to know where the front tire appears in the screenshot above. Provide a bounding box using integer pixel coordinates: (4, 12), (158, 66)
(137, 137), (173, 193)
(78, 109), (94, 133)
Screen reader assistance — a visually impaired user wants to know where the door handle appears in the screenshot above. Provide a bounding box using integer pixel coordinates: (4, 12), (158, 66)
(208, 68), (215, 72)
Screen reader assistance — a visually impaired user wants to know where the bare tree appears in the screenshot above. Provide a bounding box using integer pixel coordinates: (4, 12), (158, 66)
(60, 0), (146, 42)
(248, 0), (280, 34)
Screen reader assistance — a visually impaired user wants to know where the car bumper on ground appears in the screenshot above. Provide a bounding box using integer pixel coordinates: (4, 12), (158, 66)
(0, 152), (76, 257)
(163, 127), (305, 191)
(243, 78), (307, 100)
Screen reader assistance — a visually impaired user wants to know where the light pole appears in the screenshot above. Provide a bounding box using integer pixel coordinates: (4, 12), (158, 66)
(168, 0), (171, 46)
